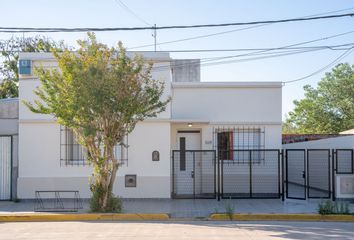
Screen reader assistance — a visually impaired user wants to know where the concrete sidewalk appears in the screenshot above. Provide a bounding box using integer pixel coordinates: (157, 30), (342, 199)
(1, 199), (353, 218)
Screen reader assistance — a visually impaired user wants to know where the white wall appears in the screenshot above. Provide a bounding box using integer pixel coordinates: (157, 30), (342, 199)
(282, 135), (354, 149)
(171, 83), (282, 123)
(18, 121), (171, 198)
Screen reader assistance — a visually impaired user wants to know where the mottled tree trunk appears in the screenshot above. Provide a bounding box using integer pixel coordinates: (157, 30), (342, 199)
(95, 144), (119, 211)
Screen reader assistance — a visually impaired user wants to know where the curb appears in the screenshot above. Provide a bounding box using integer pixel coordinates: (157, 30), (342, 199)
(209, 213), (354, 222)
(0, 213), (170, 222)
(1, 213), (354, 222)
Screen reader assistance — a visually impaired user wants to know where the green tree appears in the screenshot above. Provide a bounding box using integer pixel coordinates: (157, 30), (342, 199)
(284, 63), (354, 134)
(0, 36), (66, 98)
(25, 33), (169, 212)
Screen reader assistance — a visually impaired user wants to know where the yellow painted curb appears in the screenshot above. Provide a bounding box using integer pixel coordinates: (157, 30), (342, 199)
(209, 213), (354, 222)
(0, 213), (169, 222)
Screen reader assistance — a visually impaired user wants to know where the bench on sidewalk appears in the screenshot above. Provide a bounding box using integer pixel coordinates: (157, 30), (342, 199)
(34, 190), (83, 212)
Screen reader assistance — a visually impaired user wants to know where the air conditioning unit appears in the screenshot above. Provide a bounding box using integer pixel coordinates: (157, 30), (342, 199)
(19, 60), (32, 75)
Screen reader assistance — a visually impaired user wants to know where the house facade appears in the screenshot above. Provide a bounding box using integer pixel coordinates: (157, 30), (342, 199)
(17, 52), (282, 199)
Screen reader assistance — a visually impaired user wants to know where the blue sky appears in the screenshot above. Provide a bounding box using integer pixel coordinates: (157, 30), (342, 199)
(1, 0), (353, 118)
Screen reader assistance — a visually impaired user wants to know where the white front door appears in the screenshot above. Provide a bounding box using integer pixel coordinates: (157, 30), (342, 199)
(174, 131), (201, 197)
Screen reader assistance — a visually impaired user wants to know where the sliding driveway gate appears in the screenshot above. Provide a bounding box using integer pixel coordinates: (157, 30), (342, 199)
(172, 148), (353, 200)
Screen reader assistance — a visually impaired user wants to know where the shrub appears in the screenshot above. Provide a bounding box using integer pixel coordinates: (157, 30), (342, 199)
(90, 188), (123, 213)
(317, 200), (335, 215)
(317, 200), (350, 215)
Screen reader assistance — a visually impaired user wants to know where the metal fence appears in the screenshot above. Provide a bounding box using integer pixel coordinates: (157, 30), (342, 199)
(0, 136), (12, 200)
(172, 150), (216, 199)
(220, 149), (280, 199)
(171, 148), (353, 201)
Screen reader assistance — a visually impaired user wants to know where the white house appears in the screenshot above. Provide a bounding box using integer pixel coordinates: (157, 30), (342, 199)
(17, 52), (282, 199)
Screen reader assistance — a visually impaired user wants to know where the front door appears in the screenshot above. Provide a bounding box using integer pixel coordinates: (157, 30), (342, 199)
(173, 131), (201, 198)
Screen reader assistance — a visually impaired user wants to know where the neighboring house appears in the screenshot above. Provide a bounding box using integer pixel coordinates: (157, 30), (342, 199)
(17, 52), (282, 199)
(0, 98), (19, 200)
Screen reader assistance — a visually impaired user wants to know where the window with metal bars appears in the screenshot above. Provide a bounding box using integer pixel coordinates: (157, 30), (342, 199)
(60, 126), (128, 166)
(214, 127), (265, 163)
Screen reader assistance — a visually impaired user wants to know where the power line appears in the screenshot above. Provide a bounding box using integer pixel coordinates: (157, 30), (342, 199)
(283, 46), (354, 84)
(147, 30), (354, 71)
(114, 0), (152, 26)
(145, 47), (350, 73)
(135, 43), (354, 53)
(113, 0), (157, 50)
(0, 13), (353, 32)
(200, 31), (354, 64)
(128, 24), (269, 50)
(128, 7), (354, 50)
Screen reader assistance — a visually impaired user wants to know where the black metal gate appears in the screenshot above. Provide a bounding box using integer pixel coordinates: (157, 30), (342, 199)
(285, 149), (331, 200)
(307, 149), (330, 198)
(285, 149), (306, 200)
(220, 149), (280, 199)
(172, 150), (216, 199)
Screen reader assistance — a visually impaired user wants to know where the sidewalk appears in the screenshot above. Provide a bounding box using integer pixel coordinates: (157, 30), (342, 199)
(1, 199), (353, 218)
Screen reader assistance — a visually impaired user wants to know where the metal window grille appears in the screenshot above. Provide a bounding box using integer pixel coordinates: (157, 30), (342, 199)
(60, 126), (128, 166)
(213, 126), (265, 164)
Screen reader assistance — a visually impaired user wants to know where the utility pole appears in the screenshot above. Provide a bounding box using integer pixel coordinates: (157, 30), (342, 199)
(153, 24), (157, 52)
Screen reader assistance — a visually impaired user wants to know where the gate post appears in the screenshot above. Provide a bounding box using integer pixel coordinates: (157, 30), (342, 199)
(217, 151), (220, 201)
(249, 150), (252, 198)
(171, 150), (175, 198)
(332, 149), (336, 201)
(281, 149), (285, 201)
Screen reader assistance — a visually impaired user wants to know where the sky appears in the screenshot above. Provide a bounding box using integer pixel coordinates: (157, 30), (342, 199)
(0, 0), (353, 119)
